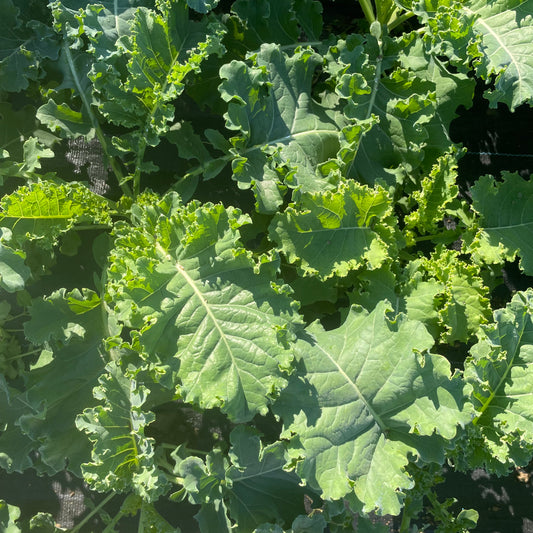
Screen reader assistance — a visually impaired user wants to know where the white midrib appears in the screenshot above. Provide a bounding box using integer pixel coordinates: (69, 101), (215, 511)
(175, 263), (238, 370)
(315, 343), (388, 433)
(464, 7), (522, 91)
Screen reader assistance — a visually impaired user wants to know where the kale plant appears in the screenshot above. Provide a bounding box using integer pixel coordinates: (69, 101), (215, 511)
(1, 0), (533, 531)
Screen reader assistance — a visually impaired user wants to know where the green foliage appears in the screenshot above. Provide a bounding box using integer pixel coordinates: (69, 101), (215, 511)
(1, 0), (533, 531)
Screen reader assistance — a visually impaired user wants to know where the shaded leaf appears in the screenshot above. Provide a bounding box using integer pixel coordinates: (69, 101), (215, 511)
(462, 289), (533, 473)
(77, 362), (170, 501)
(227, 426), (312, 531)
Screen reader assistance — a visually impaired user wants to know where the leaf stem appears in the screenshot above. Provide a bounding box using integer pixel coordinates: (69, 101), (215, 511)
(358, 0), (376, 23)
(70, 492), (116, 533)
(387, 10), (416, 32)
(73, 224), (113, 231)
(62, 42), (132, 198)
(365, 50), (383, 121)
(399, 507), (412, 533)
(1, 312), (29, 323)
(411, 229), (462, 243)
(4, 348), (41, 361)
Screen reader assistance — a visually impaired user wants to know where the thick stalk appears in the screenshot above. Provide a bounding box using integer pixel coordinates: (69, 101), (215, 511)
(358, 0), (376, 23)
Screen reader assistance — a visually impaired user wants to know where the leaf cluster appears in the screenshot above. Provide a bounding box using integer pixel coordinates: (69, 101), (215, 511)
(2, 0), (533, 531)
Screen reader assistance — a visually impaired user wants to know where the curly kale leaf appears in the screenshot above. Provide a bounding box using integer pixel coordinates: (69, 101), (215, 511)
(274, 302), (472, 515)
(107, 194), (301, 423)
(269, 180), (398, 279)
(460, 290), (533, 474)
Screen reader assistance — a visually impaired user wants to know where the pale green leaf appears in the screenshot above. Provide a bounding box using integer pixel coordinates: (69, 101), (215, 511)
(107, 196), (301, 422)
(274, 302), (472, 514)
(405, 151), (460, 236)
(468, 172), (533, 274)
(269, 180), (396, 279)
(404, 247), (491, 343)
(351, 267), (404, 316)
(467, 0), (533, 110)
(0, 180), (112, 249)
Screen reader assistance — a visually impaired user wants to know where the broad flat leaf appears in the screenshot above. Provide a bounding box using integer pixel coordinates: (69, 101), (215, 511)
(0, 180), (111, 249)
(24, 288), (101, 344)
(0, 0), (58, 92)
(76, 361), (170, 501)
(351, 268), (404, 316)
(230, 0), (300, 49)
(219, 44), (348, 213)
(274, 301), (472, 515)
(37, 99), (94, 139)
(468, 172), (533, 275)
(293, 0), (323, 42)
(466, 0), (533, 110)
(226, 426), (311, 531)
(107, 195), (300, 422)
(269, 180), (396, 279)
(0, 500), (21, 533)
(2, 289), (107, 474)
(462, 289), (533, 472)
(0, 242), (30, 293)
